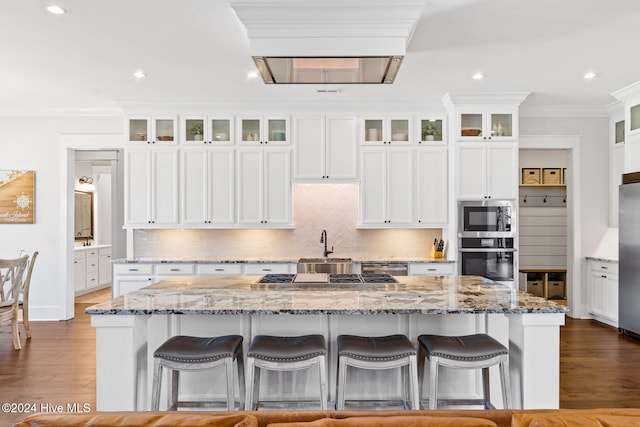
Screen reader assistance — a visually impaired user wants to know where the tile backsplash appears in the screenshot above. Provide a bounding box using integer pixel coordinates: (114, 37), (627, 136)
(134, 184), (441, 260)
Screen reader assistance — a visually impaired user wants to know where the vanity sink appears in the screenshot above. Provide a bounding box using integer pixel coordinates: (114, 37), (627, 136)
(297, 258), (353, 274)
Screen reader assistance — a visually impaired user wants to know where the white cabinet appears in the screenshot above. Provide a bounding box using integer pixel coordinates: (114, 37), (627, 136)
(237, 148), (291, 226)
(127, 116), (177, 145)
(181, 148), (235, 226)
(456, 143), (518, 200)
(416, 147), (448, 226)
(112, 264), (154, 297)
(239, 116), (289, 145)
(75, 246), (112, 295)
(74, 250), (86, 293)
(610, 141), (625, 227)
(196, 264), (244, 275)
(244, 263), (294, 275)
(361, 117), (411, 145)
(181, 116), (234, 145)
(456, 108), (517, 141)
(408, 263), (456, 276)
(125, 148), (179, 226)
(360, 148), (413, 226)
(155, 263), (196, 277)
(98, 247), (112, 286)
(588, 260), (619, 327)
(294, 116), (358, 180)
(417, 118), (445, 144)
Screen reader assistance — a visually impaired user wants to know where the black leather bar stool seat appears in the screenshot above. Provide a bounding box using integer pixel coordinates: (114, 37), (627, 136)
(418, 333), (511, 410)
(336, 334), (419, 410)
(246, 334), (328, 410)
(151, 335), (244, 411)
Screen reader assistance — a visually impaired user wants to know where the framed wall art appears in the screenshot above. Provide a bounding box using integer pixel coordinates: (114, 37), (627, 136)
(0, 170), (35, 224)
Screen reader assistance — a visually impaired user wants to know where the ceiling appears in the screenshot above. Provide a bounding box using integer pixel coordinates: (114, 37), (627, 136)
(2, 0), (640, 115)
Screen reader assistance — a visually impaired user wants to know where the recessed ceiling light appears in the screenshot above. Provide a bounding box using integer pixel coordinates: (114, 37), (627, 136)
(46, 5), (66, 14)
(584, 72), (597, 80)
(247, 71), (259, 79)
(133, 71), (147, 79)
(472, 73), (485, 80)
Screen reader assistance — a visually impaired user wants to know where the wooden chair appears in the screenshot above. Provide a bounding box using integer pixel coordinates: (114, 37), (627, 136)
(19, 251), (38, 339)
(0, 255), (29, 350)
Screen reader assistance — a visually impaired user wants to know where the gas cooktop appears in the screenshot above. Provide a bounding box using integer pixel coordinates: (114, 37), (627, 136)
(256, 273), (398, 285)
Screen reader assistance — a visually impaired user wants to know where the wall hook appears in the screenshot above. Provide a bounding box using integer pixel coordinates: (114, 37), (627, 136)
(523, 194), (527, 203)
(543, 195), (548, 203)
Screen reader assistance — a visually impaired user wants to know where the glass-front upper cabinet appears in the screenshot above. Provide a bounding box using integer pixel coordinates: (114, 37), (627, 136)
(181, 116), (234, 145)
(615, 120), (625, 144)
(630, 104), (640, 134)
(361, 117), (411, 145)
(457, 108), (516, 141)
(239, 116), (289, 145)
(417, 118), (444, 144)
(127, 116), (177, 145)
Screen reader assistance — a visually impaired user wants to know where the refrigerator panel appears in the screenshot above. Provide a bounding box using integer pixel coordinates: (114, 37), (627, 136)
(619, 181), (640, 335)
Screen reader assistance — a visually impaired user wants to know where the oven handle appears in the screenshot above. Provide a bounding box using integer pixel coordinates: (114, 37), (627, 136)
(459, 248), (516, 253)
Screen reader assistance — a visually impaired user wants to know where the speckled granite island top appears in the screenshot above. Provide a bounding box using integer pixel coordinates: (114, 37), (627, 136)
(87, 275), (567, 316)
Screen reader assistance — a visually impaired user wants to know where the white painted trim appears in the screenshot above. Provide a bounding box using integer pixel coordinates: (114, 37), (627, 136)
(519, 135), (584, 319)
(60, 133), (124, 319)
(0, 107), (123, 118)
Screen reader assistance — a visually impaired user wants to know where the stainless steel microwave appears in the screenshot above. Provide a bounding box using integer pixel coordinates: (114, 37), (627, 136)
(458, 200), (514, 236)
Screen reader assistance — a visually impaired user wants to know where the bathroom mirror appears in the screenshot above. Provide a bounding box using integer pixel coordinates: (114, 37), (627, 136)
(74, 191), (93, 240)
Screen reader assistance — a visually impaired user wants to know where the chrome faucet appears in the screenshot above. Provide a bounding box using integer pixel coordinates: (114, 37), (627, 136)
(320, 229), (333, 258)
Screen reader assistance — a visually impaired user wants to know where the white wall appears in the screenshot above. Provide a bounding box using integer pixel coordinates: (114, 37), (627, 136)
(0, 115), (123, 320)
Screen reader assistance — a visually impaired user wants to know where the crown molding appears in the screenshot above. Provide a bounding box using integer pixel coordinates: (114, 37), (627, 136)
(442, 92), (531, 110)
(0, 107), (124, 118)
(611, 80), (640, 102)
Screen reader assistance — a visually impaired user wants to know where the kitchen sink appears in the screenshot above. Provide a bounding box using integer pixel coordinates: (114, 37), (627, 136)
(297, 258), (353, 274)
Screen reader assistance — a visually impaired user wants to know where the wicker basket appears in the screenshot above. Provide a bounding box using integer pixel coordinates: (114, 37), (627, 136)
(522, 168), (541, 185)
(461, 128), (482, 137)
(542, 168), (562, 185)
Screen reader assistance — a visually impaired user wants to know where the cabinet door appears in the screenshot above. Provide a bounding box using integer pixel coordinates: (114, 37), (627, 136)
(151, 149), (179, 225)
(209, 149), (236, 224)
(74, 257), (86, 292)
(416, 147), (447, 225)
(589, 270), (606, 317)
(99, 253), (112, 285)
(181, 149), (209, 225)
(487, 144), (518, 199)
(263, 150), (291, 224)
(237, 149), (264, 224)
(125, 149), (152, 225)
(294, 116), (325, 179)
(386, 149), (414, 224)
(360, 149), (386, 224)
(456, 145), (487, 199)
(605, 273), (619, 321)
(326, 117), (358, 179)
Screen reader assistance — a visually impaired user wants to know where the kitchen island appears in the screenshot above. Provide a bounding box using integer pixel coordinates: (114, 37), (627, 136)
(87, 275), (566, 411)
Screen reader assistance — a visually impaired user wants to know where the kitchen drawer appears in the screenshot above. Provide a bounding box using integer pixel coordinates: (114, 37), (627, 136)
(86, 257), (99, 273)
(114, 264), (154, 275)
(197, 264), (243, 275)
(244, 263), (292, 275)
(408, 263), (455, 276)
(86, 271), (99, 288)
(74, 250), (86, 261)
(155, 264), (195, 275)
(589, 261), (618, 275)
(85, 249), (99, 258)
(99, 247), (112, 257)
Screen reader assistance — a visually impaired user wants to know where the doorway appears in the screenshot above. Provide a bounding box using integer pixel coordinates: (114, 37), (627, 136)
(72, 149), (125, 301)
(518, 149), (569, 305)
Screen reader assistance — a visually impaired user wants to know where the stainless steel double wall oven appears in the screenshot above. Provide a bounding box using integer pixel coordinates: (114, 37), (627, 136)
(458, 200), (516, 286)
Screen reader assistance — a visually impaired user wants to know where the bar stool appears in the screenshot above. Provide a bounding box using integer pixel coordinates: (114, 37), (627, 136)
(418, 333), (512, 410)
(336, 334), (419, 410)
(151, 335), (244, 411)
(246, 334), (328, 410)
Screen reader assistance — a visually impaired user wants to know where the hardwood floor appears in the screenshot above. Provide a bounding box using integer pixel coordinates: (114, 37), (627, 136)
(1, 297), (640, 424)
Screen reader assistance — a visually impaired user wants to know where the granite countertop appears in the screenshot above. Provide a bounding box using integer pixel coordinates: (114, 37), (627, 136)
(585, 256), (618, 263)
(112, 257), (454, 264)
(87, 275), (566, 316)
